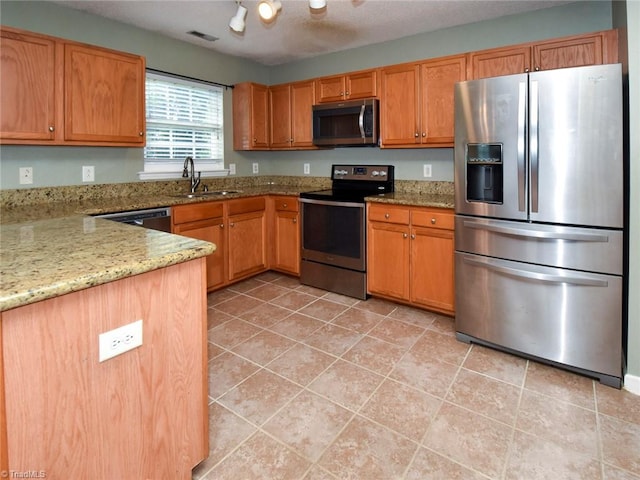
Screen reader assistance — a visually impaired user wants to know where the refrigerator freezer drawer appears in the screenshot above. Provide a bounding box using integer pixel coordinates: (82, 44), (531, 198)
(455, 216), (623, 275)
(455, 252), (622, 381)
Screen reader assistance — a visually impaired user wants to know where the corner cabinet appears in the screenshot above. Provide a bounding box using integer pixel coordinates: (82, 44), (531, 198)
(379, 55), (465, 148)
(269, 80), (316, 149)
(468, 29), (618, 79)
(0, 26), (145, 146)
(270, 196), (300, 275)
(367, 203), (455, 316)
(233, 82), (270, 150)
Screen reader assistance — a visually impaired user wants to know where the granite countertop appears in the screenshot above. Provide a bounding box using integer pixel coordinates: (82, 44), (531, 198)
(0, 215), (215, 312)
(0, 179), (454, 312)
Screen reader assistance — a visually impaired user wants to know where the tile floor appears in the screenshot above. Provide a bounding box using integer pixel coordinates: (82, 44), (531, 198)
(193, 272), (640, 480)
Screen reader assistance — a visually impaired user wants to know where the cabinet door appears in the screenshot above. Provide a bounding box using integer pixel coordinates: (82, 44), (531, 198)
(0, 28), (58, 142)
(346, 70), (377, 99)
(290, 80), (315, 148)
(273, 211), (300, 275)
(315, 75), (346, 103)
(419, 56), (465, 145)
(233, 82), (269, 150)
(228, 210), (267, 281)
(367, 221), (410, 300)
(468, 45), (531, 80)
(379, 64), (420, 146)
(269, 84), (292, 148)
(410, 226), (455, 314)
(534, 34), (605, 71)
(174, 218), (226, 291)
(64, 44), (145, 144)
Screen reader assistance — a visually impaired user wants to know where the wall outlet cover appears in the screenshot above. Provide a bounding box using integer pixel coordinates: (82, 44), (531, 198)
(423, 164), (432, 178)
(98, 320), (143, 362)
(304, 163), (310, 175)
(229, 163), (236, 175)
(82, 165), (95, 182)
(19, 167), (33, 185)
(252, 162), (259, 174)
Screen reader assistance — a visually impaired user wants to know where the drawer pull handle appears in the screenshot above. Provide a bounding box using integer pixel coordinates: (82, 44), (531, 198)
(283, 203), (287, 208)
(431, 218), (436, 224)
(385, 213), (390, 219)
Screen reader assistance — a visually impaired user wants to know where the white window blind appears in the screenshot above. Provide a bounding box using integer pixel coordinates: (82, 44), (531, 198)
(140, 71), (226, 179)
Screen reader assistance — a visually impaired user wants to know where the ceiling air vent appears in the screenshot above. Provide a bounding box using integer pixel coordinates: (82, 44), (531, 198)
(187, 30), (219, 42)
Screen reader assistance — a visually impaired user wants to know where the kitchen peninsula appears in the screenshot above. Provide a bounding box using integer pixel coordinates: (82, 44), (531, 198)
(0, 210), (215, 479)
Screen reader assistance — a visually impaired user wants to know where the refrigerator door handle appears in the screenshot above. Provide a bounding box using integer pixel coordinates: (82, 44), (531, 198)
(530, 80), (539, 213)
(462, 255), (609, 287)
(462, 220), (611, 242)
(517, 82), (527, 212)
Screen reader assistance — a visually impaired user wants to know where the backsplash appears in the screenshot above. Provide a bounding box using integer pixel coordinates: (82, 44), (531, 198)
(0, 176), (453, 208)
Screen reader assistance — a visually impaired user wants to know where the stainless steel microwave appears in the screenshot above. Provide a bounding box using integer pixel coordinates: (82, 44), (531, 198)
(312, 98), (379, 147)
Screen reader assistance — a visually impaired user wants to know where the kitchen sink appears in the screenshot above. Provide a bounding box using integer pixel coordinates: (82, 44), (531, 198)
(174, 190), (241, 198)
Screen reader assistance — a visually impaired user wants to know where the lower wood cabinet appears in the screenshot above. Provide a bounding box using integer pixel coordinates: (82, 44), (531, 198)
(173, 202), (226, 291)
(172, 196), (270, 291)
(367, 203), (455, 315)
(270, 196), (300, 275)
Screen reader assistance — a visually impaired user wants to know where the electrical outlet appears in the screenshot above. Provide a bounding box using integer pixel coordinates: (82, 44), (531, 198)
(82, 165), (95, 182)
(303, 163), (310, 175)
(252, 162), (259, 174)
(423, 164), (432, 178)
(98, 320), (143, 362)
(229, 163), (236, 175)
(19, 167), (33, 185)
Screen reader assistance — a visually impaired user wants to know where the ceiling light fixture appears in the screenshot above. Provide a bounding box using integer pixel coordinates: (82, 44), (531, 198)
(257, 0), (282, 21)
(309, 0), (326, 10)
(229, 2), (247, 32)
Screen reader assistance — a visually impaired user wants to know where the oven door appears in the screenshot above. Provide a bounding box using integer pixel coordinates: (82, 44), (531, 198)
(300, 198), (366, 271)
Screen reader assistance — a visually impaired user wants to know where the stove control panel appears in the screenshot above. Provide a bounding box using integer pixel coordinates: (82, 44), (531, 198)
(332, 165), (393, 181)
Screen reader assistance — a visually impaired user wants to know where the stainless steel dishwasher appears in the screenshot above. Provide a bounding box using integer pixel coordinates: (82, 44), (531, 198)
(95, 207), (172, 232)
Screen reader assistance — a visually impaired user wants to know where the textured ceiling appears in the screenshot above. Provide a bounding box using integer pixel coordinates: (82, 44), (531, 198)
(50, 0), (573, 66)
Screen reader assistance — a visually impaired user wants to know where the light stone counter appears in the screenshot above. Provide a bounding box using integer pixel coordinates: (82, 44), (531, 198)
(365, 192), (455, 209)
(0, 215), (215, 312)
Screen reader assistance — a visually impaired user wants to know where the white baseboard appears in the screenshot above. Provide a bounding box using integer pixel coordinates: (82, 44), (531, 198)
(624, 373), (640, 395)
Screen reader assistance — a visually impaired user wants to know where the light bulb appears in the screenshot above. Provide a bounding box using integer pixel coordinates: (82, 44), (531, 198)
(309, 0), (326, 9)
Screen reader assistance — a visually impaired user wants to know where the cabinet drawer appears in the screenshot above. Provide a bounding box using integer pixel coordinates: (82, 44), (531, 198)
(274, 196), (299, 212)
(368, 204), (410, 225)
(412, 209), (454, 230)
(228, 196), (266, 216)
(173, 201), (224, 224)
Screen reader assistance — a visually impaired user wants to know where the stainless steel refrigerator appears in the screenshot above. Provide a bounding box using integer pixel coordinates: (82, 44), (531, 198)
(454, 64), (624, 388)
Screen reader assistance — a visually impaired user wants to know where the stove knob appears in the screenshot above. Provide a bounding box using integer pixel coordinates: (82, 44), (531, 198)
(371, 170), (380, 176)
(379, 171), (387, 177)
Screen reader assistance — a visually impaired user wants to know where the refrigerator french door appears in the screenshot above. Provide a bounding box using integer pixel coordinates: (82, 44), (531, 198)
(454, 64), (624, 387)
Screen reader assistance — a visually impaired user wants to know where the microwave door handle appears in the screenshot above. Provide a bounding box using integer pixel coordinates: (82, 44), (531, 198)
(358, 105), (365, 138)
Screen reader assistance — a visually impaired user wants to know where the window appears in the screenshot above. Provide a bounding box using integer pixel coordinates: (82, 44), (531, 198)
(139, 71), (226, 179)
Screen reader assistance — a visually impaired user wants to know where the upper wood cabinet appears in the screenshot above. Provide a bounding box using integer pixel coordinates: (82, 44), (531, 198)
(315, 69), (377, 103)
(0, 26), (145, 146)
(379, 55), (465, 148)
(233, 82), (270, 150)
(468, 29), (618, 79)
(269, 80), (315, 149)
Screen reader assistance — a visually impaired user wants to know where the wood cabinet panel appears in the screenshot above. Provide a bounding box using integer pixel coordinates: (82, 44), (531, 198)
(228, 210), (267, 281)
(412, 208), (455, 230)
(228, 196), (266, 216)
(273, 210), (300, 275)
(269, 83), (292, 148)
(290, 80), (315, 147)
(379, 63), (420, 146)
(65, 44), (145, 144)
(534, 34), (604, 71)
(368, 204), (410, 224)
(315, 69), (377, 103)
(367, 220), (410, 300)
(410, 226), (455, 313)
(0, 27), (58, 141)
(174, 218), (226, 290)
(468, 45), (531, 79)
(1, 260), (207, 479)
(233, 82), (270, 150)
(173, 201), (224, 224)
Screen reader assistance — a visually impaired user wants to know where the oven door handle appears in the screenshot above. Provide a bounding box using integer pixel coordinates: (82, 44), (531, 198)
(299, 198), (364, 208)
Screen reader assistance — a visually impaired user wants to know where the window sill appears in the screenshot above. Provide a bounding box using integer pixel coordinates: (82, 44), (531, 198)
(138, 170), (230, 181)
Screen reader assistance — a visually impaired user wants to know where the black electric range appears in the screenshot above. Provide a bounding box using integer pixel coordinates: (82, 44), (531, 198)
(300, 164), (395, 203)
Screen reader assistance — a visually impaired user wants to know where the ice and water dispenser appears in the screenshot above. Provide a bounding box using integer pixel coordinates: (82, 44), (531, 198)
(465, 143), (503, 204)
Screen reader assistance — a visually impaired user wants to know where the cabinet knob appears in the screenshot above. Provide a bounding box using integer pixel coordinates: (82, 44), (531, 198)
(431, 218), (436, 224)
(293, 218), (297, 224)
(139, 131), (144, 136)
(253, 138), (257, 143)
(345, 91), (350, 96)
(525, 68), (530, 73)
(283, 203), (288, 208)
(290, 138), (293, 142)
(411, 234), (416, 239)
(230, 222), (235, 227)
(414, 132), (419, 138)
(403, 233), (408, 239)
(220, 224), (224, 228)
(422, 132), (426, 137)
(384, 213), (390, 219)
(49, 126), (55, 132)
(534, 66), (540, 71)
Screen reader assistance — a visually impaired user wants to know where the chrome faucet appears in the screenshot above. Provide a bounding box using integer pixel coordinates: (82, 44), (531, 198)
(182, 156), (201, 193)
